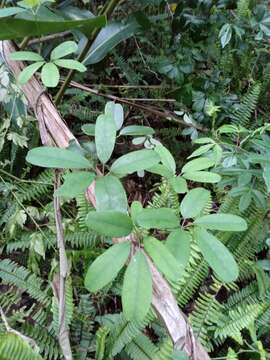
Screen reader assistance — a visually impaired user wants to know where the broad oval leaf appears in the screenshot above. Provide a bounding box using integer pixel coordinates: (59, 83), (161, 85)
(54, 59), (86, 72)
(122, 251), (152, 322)
(55, 171), (95, 198)
(166, 229), (191, 268)
(180, 188), (210, 218)
(111, 149), (160, 176)
(154, 144), (176, 174)
(135, 208), (179, 230)
(0, 15), (106, 40)
(182, 157), (215, 173)
(194, 214), (248, 232)
(182, 171), (221, 183)
(83, 20), (140, 65)
(18, 61), (44, 84)
(144, 237), (183, 282)
(85, 242), (130, 292)
(85, 210), (133, 237)
(82, 124), (95, 136)
(169, 176), (188, 194)
(219, 23), (232, 48)
(10, 51), (44, 62)
(146, 164), (173, 178)
(194, 227), (239, 282)
(120, 125), (154, 136)
(51, 41), (78, 60)
(26, 146), (91, 168)
(105, 102), (124, 130)
(95, 175), (128, 213)
(41, 63), (59, 88)
(95, 114), (116, 164)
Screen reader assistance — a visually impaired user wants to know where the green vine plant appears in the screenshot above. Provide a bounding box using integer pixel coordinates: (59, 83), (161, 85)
(25, 102), (248, 348)
(10, 41), (86, 88)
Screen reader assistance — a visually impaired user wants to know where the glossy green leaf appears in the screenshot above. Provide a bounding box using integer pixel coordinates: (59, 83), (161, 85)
(122, 251), (152, 322)
(194, 227), (239, 282)
(180, 188), (210, 218)
(194, 214), (247, 231)
(10, 51), (44, 62)
(146, 164), (173, 178)
(95, 175), (128, 213)
(135, 208), (179, 230)
(105, 102), (124, 130)
(0, 15), (106, 40)
(51, 41), (78, 60)
(182, 157), (215, 173)
(188, 144), (214, 159)
(111, 149), (160, 176)
(83, 20), (140, 65)
(0, 7), (26, 18)
(130, 201), (143, 220)
(166, 229), (190, 268)
(169, 176), (188, 194)
(26, 146), (91, 169)
(54, 59), (86, 72)
(155, 144), (176, 174)
(120, 125), (154, 136)
(85, 211), (133, 237)
(85, 242), (130, 292)
(219, 23), (232, 48)
(95, 114), (116, 164)
(82, 124), (95, 136)
(18, 61), (44, 84)
(54, 172), (95, 198)
(144, 237), (183, 282)
(182, 171), (221, 183)
(41, 63), (59, 88)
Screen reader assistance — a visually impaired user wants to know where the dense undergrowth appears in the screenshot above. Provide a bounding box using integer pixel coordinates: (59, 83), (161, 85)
(0, 0), (270, 359)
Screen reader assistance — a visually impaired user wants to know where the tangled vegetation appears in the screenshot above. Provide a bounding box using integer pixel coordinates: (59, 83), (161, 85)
(0, 0), (270, 359)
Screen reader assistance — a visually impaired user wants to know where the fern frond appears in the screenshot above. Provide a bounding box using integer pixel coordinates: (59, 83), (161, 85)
(125, 333), (158, 360)
(96, 326), (110, 360)
(154, 338), (173, 360)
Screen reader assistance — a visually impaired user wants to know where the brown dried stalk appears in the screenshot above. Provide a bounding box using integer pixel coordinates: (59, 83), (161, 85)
(0, 40), (210, 360)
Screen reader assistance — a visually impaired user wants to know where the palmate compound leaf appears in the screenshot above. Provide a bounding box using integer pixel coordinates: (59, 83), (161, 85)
(194, 227), (239, 283)
(26, 146), (91, 169)
(180, 187), (211, 219)
(95, 114), (116, 164)
(144, 237), (184, 282)
(122, 251), (152, 322)
(95, 175), (128, 213)
(85, 210), (133, 237)
(85, 242), (131, 292)
(194, 214), (248, 231)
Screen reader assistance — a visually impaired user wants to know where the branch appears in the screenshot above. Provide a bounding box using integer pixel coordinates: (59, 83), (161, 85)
(69, 81), (208, 132)
(53, 171), (73, 360)
(0, 40), (210, 360)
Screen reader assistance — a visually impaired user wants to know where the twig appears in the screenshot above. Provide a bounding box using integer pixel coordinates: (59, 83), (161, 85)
(28, 32), (71, 46)
(69, 80), (208, 132)
(121, 97), (176, 102)
(53, 170), (72, 360)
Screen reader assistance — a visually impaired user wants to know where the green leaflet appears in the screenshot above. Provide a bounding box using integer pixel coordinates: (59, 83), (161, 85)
(105, 102), (124, 130)
(120, 125), (154, 136)
(180, 187), (210, 218)
(18, 61), (44, 84)
(85, 242), (131, 292)
(54, 172), (95, 198)
(135, 208), (179, 230)
(95, 114), (116, 164)
(154, 144), (176, 174)
(41, 63), (59, 88)
(194, 214), (248, 231)
(194, 227), (239, 283)
(144, 237), (183, 282)
(122, 251), (152, 322)
(95, 175), (128, 213)
(182, 157), (215, 173)
(0, 15), (106, 40)
(50, 41), (77, 60)
(182, 171), (221, 183)
(111, 149), (160, 176)
(166, 229), (191, 268)
(26, 146), (91, 169)
(85, 210), (133, 237)
(169, 176), (188, 194)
